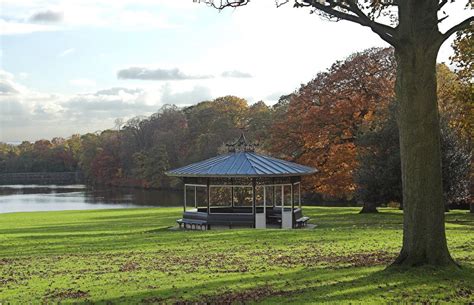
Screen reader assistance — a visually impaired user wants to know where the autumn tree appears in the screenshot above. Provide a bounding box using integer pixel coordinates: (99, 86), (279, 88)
(450, 25), (473, 83)
(201, 0), (473, 267)
(89, 131), (123, 184)
(437, 64), (472, 138)
(270, 47), (395, 199)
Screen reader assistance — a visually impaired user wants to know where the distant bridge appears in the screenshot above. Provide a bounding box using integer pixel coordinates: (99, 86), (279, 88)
(0, 172), (84, 185)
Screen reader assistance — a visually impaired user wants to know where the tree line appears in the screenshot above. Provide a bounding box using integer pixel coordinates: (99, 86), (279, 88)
(1, 47), (471, 209)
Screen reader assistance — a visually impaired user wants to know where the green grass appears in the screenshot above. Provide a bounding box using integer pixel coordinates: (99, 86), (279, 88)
(0, 207), (473, 304)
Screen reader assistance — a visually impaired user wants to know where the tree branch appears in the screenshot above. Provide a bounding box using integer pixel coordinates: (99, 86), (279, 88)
(197, 0), (399, 45)
(440, 16), (474, 44)
(438, 14), (449, 24)
(438, 0), (448, 11)
(193, 0), (250, 9)
(344, 0), (397, 44)
(275, 0), (290, 8)
(303, 0), (397, 46)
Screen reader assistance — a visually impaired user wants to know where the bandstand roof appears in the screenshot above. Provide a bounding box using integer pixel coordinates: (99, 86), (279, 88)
(166, 134), (317, 178)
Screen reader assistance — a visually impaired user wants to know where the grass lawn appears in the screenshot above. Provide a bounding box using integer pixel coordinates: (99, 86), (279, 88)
(0, 207), (473, 304)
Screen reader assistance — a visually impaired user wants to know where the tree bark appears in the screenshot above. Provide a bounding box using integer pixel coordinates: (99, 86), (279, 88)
(392, 42), (455, 267)
(470, 202), (474, 213)
(389, 0), (457, 268)
(359, 201), (378, 213)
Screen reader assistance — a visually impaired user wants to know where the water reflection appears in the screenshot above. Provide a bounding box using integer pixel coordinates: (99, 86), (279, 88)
(0, 185), (182, 214)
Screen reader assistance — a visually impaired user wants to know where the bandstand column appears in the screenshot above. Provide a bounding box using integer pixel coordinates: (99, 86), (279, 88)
(263, 186), (267, 224)
(194, 186), (197, 209)
(272, 185), (276, 208)
(183, 184), (187, 213)
(281, 185), (284, 214)
(252, 178), (256, 228)
(231, 178), (234, 208)
(291, 183), (294, 228)
(207, 178), (210, 215)
(298, 183), (301, 208)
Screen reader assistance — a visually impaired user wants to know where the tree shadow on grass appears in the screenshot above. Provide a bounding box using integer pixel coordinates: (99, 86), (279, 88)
(95, 264), (474, 304)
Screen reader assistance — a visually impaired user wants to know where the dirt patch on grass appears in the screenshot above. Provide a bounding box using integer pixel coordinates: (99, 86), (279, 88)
(141, 285), (292, 305)
(443, 287), (473, 302)
(145, 250), (394, 275)
(142, 296), (167, 304)
(342, 251), (395, 267)
(186, 286), (285, 304)
(120, 261), (140, 272)
(265, 250), (395, 268)
(0, 258), (13, 265)
(0, 277), (17, 285)
(44, 288), (90, 300)
(151, 253), (251, 274)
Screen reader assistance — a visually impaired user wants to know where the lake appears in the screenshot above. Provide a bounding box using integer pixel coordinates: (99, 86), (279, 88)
(0, 185), (183, 214)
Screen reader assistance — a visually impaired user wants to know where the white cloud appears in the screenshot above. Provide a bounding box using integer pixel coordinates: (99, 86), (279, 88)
(59, 48), (75, 57)
(29, 10), (63, 23)
(0, 70), (215, 141)
(1, 0), (470, 140)
(0, 19), (60, 35)
(117, 67), (213, 81)
(221, 70), (252, 78)
(160, 83), (212, 105)
(1, 0), (183, 34)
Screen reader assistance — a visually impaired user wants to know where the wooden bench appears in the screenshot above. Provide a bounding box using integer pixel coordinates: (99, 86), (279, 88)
(266, 207), (282, 224)
(176, 218), (208, 230)
(177, 211), (209, 230)
(293, 208), (310, 228)
(208, 213), (254, 228)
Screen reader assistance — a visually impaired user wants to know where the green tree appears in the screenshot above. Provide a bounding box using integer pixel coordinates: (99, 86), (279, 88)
(184, 96), (248, 162)
(133, 145), (170, 188)
(355, 103), (402, 213)
(79, 133), (101, 181)
(355, 103), (471, 214)
(246, 101), (273, 148)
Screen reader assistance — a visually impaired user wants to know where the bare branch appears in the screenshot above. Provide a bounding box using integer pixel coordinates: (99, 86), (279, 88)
(302, 0), (398, 45)
(438, 0), (448, 11)
(275, 0), (290, 8)
(344, 0), (397, 44)
(193, 0), (250, 10)
(438, 14), (449, 23)
(440, 16), (474, 44)
(197, 0), (398, 45)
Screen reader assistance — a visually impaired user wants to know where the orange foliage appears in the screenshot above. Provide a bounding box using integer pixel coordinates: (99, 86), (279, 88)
(270, 48), (396, 199)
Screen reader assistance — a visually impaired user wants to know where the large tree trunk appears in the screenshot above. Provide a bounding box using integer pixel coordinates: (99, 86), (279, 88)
(391, 0), (456, 267)
(392, 43), (455, 267)
(359, 201), (378, 214)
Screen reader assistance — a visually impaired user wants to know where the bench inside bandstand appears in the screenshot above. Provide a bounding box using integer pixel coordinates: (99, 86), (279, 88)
(176, 207), (310, 230)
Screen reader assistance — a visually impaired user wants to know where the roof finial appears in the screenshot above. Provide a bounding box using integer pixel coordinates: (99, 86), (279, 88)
(226, 129), (258, 153)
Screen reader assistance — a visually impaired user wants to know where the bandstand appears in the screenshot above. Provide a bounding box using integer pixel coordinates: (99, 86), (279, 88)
(166, 134), (317, 229)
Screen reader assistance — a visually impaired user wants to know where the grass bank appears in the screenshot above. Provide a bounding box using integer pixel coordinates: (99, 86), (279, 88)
(0, 207), (473, 304)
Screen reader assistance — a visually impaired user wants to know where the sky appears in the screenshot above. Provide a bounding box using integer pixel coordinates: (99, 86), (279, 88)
(0, 0), (471, 142)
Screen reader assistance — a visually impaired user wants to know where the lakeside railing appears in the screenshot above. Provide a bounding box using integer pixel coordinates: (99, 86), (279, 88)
(0, 172), (84, 185)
